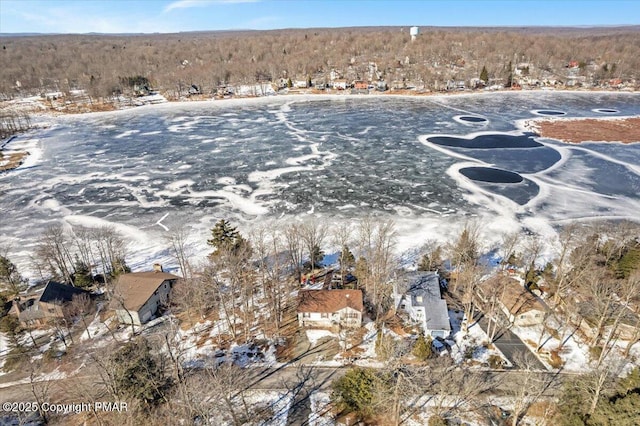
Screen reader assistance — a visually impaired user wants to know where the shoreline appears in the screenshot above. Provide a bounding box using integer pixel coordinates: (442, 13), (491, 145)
(2, 87), (638, 119)
(1, 89), (639, 172)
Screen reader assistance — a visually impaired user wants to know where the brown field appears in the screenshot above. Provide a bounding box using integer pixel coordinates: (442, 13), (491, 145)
(535, 116), (640, 144)
(0, 151), (28, 172)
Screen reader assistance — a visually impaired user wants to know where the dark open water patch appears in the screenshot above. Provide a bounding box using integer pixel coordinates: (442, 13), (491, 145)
(427, 133), (542, 149)
(593, 108), (619, 114)
(459, 167), (523, 183)
(532, 110), (566, 116)
(458, 115), (488, 123)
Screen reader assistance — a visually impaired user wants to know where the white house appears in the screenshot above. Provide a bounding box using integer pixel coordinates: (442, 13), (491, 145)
(297, 289), (363, 328)
(394, 272), (451, 339)
(331, 79), (348, 90)
(111, 268), (179, 326)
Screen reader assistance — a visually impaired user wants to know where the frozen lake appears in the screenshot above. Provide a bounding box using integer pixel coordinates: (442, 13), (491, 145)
(2, 92), (640, 274)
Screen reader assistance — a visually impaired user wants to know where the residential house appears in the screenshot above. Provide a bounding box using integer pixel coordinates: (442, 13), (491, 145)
(353, 80), (368, 90)
(376, 80), (388, 91)
(477, 278), (546, 327)
(331, 79), (348, 90)
(393, 272), (451, 339)
(10, 280), (87, 326)
(297, 289), (363, 328)
(111, 268), (179, 326)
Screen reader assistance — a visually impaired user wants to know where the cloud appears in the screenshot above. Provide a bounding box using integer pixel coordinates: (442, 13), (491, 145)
(164, 0), (259, 13)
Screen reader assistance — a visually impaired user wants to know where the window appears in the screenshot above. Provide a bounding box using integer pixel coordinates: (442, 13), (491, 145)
(321, 313), (328, 319)
(345, 313), (359, 319)
(303, 312), (310, 318)
(416, 296), (423, 303)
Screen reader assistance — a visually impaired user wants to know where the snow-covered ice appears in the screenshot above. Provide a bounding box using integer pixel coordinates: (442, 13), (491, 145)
(1, 92), (639, 279)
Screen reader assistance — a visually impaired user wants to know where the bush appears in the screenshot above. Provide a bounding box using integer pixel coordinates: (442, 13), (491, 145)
(0, 314), (21, 335)
(428, 415), (448, 426)
(589, 346), (602, 361)
(488, 355), (504, 369)
(413, 334), (433, 361)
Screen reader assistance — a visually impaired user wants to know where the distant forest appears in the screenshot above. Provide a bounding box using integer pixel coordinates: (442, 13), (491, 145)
(1, 26), (639, 99)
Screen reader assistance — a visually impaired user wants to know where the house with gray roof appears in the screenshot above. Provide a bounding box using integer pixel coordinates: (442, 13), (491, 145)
(10, 280), (87, 326)
(393, 272), (451, 339)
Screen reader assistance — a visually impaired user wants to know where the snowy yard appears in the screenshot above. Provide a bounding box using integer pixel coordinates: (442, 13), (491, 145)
(510, 320), (588, 371)
(449, 310), (511, 368)
(306, 329), (337, 346)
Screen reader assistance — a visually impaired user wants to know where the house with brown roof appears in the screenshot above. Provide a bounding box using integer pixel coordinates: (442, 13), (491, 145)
(297, 289), (363, 328)
(111, 268), (179, 326)
(477, 278), (546, 327)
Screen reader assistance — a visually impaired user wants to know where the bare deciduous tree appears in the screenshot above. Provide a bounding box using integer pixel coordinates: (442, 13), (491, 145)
(165, 226), (193, 279)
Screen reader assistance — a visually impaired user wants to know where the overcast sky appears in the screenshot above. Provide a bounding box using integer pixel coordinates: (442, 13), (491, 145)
(1, 0), (638, 34)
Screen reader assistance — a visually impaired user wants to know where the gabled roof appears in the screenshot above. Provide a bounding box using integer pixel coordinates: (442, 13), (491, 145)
(298, 289), (363, 314)
(407, 273), (450, 332)
(112, 271), (179, 312)
(40, 280), (86, 304)
(498, 280), (546, 316)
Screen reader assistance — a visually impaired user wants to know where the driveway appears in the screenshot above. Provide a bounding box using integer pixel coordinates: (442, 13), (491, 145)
(471, 312), (547, 370)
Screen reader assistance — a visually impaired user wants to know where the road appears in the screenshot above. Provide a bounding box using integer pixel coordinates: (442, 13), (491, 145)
(0, 362), (569, 404)
(0, 363), (569, 426)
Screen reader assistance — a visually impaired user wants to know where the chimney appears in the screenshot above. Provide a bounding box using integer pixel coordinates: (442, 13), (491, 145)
(153, 263), (163, 273)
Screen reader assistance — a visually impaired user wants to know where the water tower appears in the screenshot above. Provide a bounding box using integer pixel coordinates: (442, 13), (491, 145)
(410, 26), (420, 41)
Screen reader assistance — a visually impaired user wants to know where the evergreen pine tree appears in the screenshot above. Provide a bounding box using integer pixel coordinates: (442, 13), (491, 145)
(72, 256), (93, 288)
(479, 65), (489, 83)
(0, 254), (27, 295)
(413, 333), (433, 361)
(311, 245), (324, 268)
(207, 219), (246, 256)
(331, 367), (382, 417)
(110, 337), (170, 408)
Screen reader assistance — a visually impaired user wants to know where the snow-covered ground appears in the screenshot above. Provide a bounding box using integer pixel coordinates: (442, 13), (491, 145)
(0, 333), (9, 373)
(309, 391), (334, 426)
(510, 320), (588, 371)
(449, 310), (511, 368)
(306, 329), (337, 346)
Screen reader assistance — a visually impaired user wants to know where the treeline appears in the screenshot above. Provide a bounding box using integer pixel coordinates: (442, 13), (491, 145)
(0, 110), (32, 139)
(1, 26), (639, 99)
